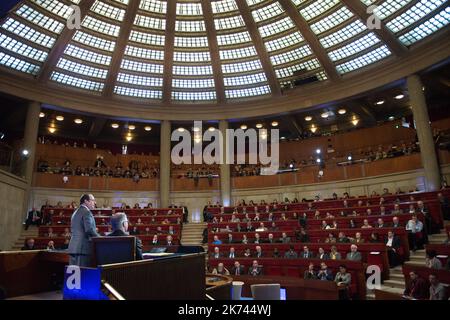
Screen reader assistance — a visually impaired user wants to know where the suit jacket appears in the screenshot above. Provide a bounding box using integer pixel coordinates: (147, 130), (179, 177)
(108, 229), (143, 260)
(284, 250), (298, 259)
(68, 205), (99, 255)
(317, 269), (333, 281)
(346, 251), (362, 261)
(231, 265), (245, 276)
(304, 270), (317, 280)
(254, 251), (264, 258)
(385, 236), (401, 249)
(248, 266), (263, 276)
(27, 210), (41, 221)
(317, 253), (329, 260)
(279, 237), (291, 243)
(300, 251), (314, 259)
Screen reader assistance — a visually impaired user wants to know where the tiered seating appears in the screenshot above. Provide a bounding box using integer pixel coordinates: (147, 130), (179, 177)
(402, 264), (450, 299)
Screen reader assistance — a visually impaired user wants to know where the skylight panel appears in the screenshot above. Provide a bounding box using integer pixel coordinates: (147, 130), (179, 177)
(114, 86), (162, 99)
(0, 51), (40, 75)
(212, 0), (238, 14)
(124, 45), (164, 60)
(0, 34), (48, 62)
(223, 72), (267, 86)
(291, 0), (308, 6)
(270, 45), (313, 65)
(30, 0), (74, 19)
(319, 20), (367, 48)
(174, 36), (209, 48)
(121, 59), (163, 73)
(174, 51), (211, 62)
(310, 6), (354, 34)
(64, 44), (111, 65)
(217, 31), (252, 46)
(172, 78), (215, 88)
(360, 0), (377, 5)
(258, 17), (295, 38)
(130, 30), (165, 46)
(336, 45), (391, 73)
(246, 0), (265, 6)
(134, 15), (166, 30)
(175, 20), (206, 32)
(1, 18), (56, 48)
(275, 59), (321, 78)
(386, 0), (447, 33)
(172, 91), (217, 101)
(214, 15), (245, 30)
(372, 0), (414, 20)
(56, 58), (108, 79)
(117, 73), (163, 87)
(300, 0), (340, 21)
(50, 71), (104, 91)
(252, 2), (285, 23)
(176, 3), (203, 16)
(221, 59), (262, 73)
(15, 5), (65, 34)
(328, 33), (380, 61)
(264, 32), (303, 52)
(82, 15), (120, 37)
(173, 65), (213, 76)
(73, 31), (116, 51)
(112, 0), (129, 5)
(219, 46), (258, 60)
(139, 0), (167, 14)
(398, 7), (450, 46)
(91, 1), (125, 21)
(225, 85), (271, 98)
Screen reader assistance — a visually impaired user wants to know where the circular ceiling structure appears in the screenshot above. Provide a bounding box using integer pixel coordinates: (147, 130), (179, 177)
(0, 0), (449, 120)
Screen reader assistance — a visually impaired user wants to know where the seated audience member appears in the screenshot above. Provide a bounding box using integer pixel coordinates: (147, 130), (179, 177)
(47, 227), (57, 238)
(297, 228), (310, 243)
(337, 232), (350, 243)
(22, 238), (36, 250)
(248, 260), (263, 276)
(279, 232), (291, 244)
(317, 262), (333, 281)
(437, 192), (450, 220)
(272, 248), (280, 258)
(403, 271), (428, 300)
(267, 233), (276, 244)
(241, 234), (248, 244)
(301, 245), (314, 259)
(405, 215), (424, 251)
(429, 274), (447, 300)
(168, 226), (175, 235)
(46, 240), (55, 250)
(231, 261), (245, 276)
(130, 227), (140, 236)
(269, 222), (279, 231)
(254, 246), (264, 258)
(425, 250), (443, 269)
(244, 248), (252, 257)
(245, 222), (254, 232)
(212, 235), (222, 245)
(361, 219), (373, 229)
(211, 247), (222, 259)
(304, 263), (317, 280)
(227, 247), (237, 259)
(351, 232), (365, 244)
(391, 216), (402, 228)
(325, 233), (336, 244)
(369, 232), (380, 243)
(349, 219), (356, 229)
(226, 233), (234, 244)
(376, 218), (385, 228)
(391, 204), (403, 215)
(408, 204), (416, 214)
(25, 207), (41, 230)
(335, 265), (351, 300)
(109, 212), (143, 260)
(150, 234), (158, 245)
(256, 222), (267, 232)
(329, 246), (341, 260)
(212, 263), (230, 276)
(366, 208), (373, 216)
(60, 238), (70, 250)
(62, 227), (71, 239)
(254, 233), (261, 244)
(321, 220), (329, 230)
(385, 231), (401, 267)
(379, 206), (386, 215)
(284, 245), (298, 259)
(317, 247), (328, 260)
(417, 200), (432, 235)
(166, 235), (174, 246)
(346, 244), (362, 261)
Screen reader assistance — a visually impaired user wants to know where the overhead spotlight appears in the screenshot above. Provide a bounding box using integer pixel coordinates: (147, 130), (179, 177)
(394, 94), (404, 100)
(256, 123), (263, 129)
(48, 127), (56, 133)
(388, 116), (395, 121)
(56, 115), (64, 121)
(321, 112), (329, 119)
(310, 124), (317, 133)
(128, 125), (136, 130)
(289, 164), (294, 169)
(208, 127), (215, 132)
(178, 127), (185, 132)
(0, 132), (4, 139)
(240, 125), (247, 130)
(144, 126), (152, 131)
(305, 116), (312, 121)
(271, 121), (279, 127)
(39, 112), (45, 118)
(316, 149), (321, 154)
(74, 118), (83, 124)
(347, 155), (352, 161)
(22, 149), (29, 156)
(316, 158), (321, 163)
(111, 123), (119, 129)
(280, 136), (286, 140)
(375, 100), (385, 105)
(338, 109), (346, 115)
(351, 117), (359, 126)
(259, 130), (267, 140)
(125, 136), (132, 142)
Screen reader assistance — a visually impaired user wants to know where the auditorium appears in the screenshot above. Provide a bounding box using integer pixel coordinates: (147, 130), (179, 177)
(0, 0), (449, 302)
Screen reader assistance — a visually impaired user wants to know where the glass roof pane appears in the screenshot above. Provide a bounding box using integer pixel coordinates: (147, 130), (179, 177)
(217, 31), (252, 46)
(176, 3), (203, 16)
(174, 51), (211, 62)
(246, 0), (266, 6)
(225, 85), (271, 98)
(134, 15), (166, 30)
(291, 0), (308, 6)
(211, 0), (238, 14)
(82, 15), (121, 37)
(398, 7), (450, 46)
(91, 1), (125, 21)
(121, 59), (163, 73)
(300, 0), (340, 21)
(310, 6), (354, 34)
(0, 33), (48, 62)
(130, 30), (165, 46)
(252, 2), (285, 23)
(115, 86), (162, 98)
(336, 45), (391, 73)
(51, 71), (104, 91)
(270, 44), (313, 65)
(328, 32), (380, 61)
(264, 32), (304, 52)
(258, 17), (296, 38)
(319, 19), (367, 48)
(224, 72), (268, 86)
(56, 58), (108, 79)
(30, 0), (74, 19)
(117, 72), (163, 87)
(219, 45), (258, 60)
(125, 45), (164, 60)
(222, 59), (263, 73)
(175, 20), (206, 32)
(139, 0), (167, 14)
(173, 65), (213, 76)
(172, 91), (217, 101)
(15, 4), (65, 34)
(214, 15), (245, 30)
(1, 18), (56, 48)
(73, 31), (116, 51)
(64, 44), (112, 65)
(174, 36), (209, 48)
(112, 0), (129, 5)
(275, 58), (321, 78)
(0, 51), (40, 75)
(372, 0), (414, 20)
(172, 78), (215, 88)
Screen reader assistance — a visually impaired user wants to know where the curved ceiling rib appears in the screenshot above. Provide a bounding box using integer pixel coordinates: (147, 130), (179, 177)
(162, 0), (176, 103)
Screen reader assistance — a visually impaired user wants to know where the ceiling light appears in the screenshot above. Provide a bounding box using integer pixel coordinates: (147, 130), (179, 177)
(56, 116), (64, 121)
(321, 112), (329, 118)
(193, 127), (200, 132)
(348, 155), (352, 161)
(178, 127), (185, 132)
(208, 127), (215, 132)
(111, 123), (119, 129)
(22, 149), (29, 156)
(48, 127), (56, 134)
(256, 123), (263, 129)
(351, 118), (359, 126)
(316, 149), (321, 154)
(316, 158), (321, 163)
(144, 126), (152, 131)
(271, 121), (278, 127)
(39, 112), (45, 118)
(240, 125), (247, 130)
(280, 136), (286, 140)
(126, 136), (132, 142)
(338, 109), (346, 115)
(128, 125), (135, 130)
(394, 94), (404, 100)
(74, 118), (83, 124)
(375, 100), (385, 105)
(310, 125), (317, 133)
(305, 116), (312, 121)
(388, 116), (395, 121)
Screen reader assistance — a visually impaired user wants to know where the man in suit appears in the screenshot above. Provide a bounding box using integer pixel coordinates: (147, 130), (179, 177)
(248, 260), (263, 276)
(346, 244), (362, 261)
(301, 245), (314, 258)
(211, 246), (222, 259)
(108, 212), (143, 260)
(25, 207), (41, 230)
(304, 262), (317, 280)
(317, 247), (329, 260)
(385, 230), (401, 267)
(317, 262), (333, 281)
(231, 261), (245, 276)
(68, 194), (100, 267)
(166, 235), (174, 246)
(391, 216), (402, 228)
(254, 246), (264, 258)
(284, 245), (298, 259)
(403, 271), (428, 299)
(228, 247), (237, 259)
(279, 232), (291, 244)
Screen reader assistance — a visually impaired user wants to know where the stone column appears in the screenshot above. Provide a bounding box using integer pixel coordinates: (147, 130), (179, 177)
(407, 75), (441, 191)
(22, 101), (40, 183)
(159, 120), (171, 208)
(219, 120), (231, 206)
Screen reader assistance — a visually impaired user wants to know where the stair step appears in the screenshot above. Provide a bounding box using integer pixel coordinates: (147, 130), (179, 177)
(383, 279), (405, 289)
(379, 286), (405, 295)
(389, 273), (405, 281)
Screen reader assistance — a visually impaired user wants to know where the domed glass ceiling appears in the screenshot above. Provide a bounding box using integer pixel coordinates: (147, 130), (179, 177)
(0, 0), (449, 103)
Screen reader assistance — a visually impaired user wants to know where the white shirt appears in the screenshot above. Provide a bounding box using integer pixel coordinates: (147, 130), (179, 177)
(386, 237), (393, 247)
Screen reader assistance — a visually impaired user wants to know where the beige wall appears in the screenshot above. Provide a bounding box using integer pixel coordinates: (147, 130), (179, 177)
(0, 169), (27, 251)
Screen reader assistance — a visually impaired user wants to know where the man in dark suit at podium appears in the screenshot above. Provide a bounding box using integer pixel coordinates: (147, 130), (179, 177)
(68, 194), (99, 267)
(109, 212), (143, 260)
